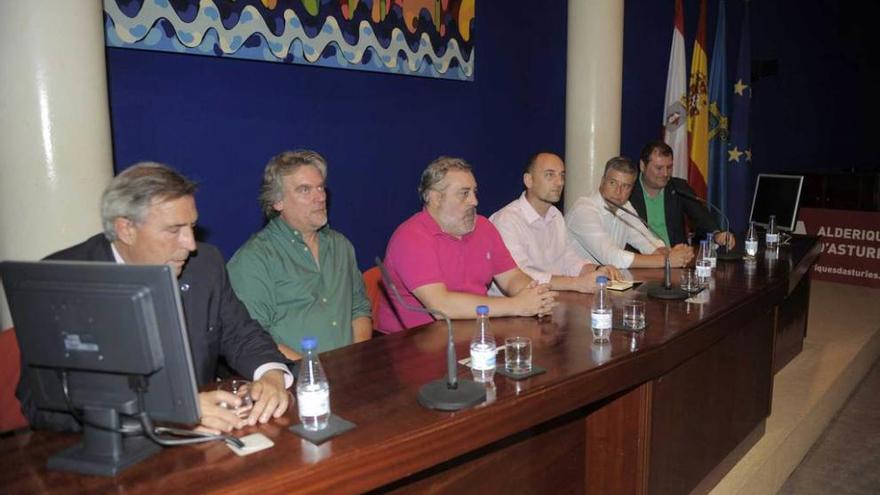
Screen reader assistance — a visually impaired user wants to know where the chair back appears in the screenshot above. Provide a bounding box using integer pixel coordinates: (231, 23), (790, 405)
(362, 266), (384, 325)
(0, 328), (28, 432)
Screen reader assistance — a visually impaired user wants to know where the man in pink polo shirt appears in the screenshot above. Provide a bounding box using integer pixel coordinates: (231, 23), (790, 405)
(376, 156), (558, 333)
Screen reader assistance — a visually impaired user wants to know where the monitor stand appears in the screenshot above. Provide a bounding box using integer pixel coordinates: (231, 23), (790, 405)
(47, 407), (160, 476)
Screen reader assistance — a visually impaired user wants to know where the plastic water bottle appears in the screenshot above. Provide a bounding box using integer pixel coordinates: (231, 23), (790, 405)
(470, 305), (496, 382)
(745, 222), (759, 260)
(766, 214), (779, 250)
(705, 233), (718, 269)
(696, 240), (712, 287)
(296, 336), (331, 431)
(591, 276), (612, 342)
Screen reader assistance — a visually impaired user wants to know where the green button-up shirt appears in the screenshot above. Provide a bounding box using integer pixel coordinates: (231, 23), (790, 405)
(641, 177), (671, 246)
(227, 217), (371, 353)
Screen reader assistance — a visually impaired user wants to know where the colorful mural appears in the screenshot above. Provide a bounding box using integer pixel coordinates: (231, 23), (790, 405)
(103, 0), (475, 81)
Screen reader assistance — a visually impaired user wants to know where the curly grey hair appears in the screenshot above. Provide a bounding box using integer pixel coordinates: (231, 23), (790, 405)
(259, 150), (328, 218)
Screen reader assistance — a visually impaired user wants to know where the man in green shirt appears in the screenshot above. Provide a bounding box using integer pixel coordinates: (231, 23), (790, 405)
(630, 140), (736, 249)
(228, 150), (371, 359)
(641, 181), (671, 246)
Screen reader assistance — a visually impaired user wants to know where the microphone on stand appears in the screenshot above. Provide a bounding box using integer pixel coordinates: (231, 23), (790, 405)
(603, 199), (689, 300)
(668, 183), (741, 261)
(374, 257), (486, 411)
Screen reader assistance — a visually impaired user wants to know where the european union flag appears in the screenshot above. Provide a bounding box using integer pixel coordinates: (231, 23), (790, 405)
(707, 0), (729, 220)
(727, 1), (752, 234)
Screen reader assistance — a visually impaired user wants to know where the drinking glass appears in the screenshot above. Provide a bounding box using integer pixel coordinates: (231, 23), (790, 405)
(744, 222), (759, 260)
(218, 379), (254, 418)
(622, 300), (646, 331)
(680, 269), (702, 294)
(504, 336), (533, 374)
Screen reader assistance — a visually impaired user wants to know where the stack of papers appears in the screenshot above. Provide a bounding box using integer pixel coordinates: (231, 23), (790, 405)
(607, 280), (636, 291)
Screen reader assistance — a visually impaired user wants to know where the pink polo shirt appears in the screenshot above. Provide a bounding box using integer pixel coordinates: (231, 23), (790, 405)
(376, 210), (517, 333)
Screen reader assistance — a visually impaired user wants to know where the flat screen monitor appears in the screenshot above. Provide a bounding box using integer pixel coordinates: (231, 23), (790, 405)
(0, 260), (200, 476)
(748, 174), (805, 231)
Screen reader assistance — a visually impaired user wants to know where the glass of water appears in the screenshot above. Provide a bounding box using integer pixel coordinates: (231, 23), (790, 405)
(680, 269), (702, 294)
(744, 222), (759, 260)
(504, 336), (533, 374)
(622, 300), (646, 331)
(217, 379), (254, 418)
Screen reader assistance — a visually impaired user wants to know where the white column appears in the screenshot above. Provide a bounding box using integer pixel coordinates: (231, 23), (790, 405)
(0, 1), (114, 329)
(564, 0), (624, 211)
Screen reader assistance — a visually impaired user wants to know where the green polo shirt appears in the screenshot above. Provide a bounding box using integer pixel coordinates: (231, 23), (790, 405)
(227, 216), (371, 353)
(641, 178), (671, 246)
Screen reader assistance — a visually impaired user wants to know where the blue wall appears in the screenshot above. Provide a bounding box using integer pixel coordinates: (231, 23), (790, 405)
(623, 0), (879, 230)
(106, 1), (567, 268)
(622, 0), (880, 183)
(747, 1), (879, 173)
(106, 0), (878, 267)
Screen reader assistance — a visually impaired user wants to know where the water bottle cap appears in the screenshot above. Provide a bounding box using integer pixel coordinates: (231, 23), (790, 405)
(476, 305), (489, 315)
(300, 336), (318, 350)
(706, 233), (713, 240)
(597, 276), (608, 284)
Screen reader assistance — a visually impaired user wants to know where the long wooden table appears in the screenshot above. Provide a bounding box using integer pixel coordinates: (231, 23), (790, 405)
(0, 236), (822, 494)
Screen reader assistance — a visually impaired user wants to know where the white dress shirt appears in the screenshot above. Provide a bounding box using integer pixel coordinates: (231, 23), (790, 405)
(565, 191), (665, 268)
(489, 192), (589, 286)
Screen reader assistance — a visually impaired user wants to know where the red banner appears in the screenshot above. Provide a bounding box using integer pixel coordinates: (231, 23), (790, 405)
(799, 207), (880, 288)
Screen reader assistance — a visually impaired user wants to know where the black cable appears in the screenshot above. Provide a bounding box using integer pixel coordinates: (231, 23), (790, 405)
(59, 370), (242, 448)
(133, 376), (244, 449)
(59, 370), (136, 434)
(139, 414), (244, 448)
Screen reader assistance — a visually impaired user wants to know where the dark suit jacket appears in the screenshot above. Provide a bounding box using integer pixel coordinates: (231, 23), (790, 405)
(16, 234), (290, 431)
(629, 177), (719, 246)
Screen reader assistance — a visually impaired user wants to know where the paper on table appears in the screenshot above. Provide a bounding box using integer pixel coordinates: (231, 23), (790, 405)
(226, 433), (274, 456)
(607, 280), (637, 291)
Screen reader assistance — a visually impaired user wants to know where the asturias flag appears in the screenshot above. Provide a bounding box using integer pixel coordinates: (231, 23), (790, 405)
(728, 1), (752, 233)
(687, 0), (709, 199)
(664, 0), (689, 180)
(707, 0), (729, 217)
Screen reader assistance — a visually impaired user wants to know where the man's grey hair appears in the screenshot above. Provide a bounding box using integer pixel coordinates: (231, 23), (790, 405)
(259, 150), (328, 218)
(418, 156), (473, 204)
(101, 162), (197, 241)
(603, 156), (638, 177)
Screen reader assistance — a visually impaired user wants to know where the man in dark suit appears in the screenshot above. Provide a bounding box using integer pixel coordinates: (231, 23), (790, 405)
(16, 163), (292, 435)
(629, 140), (736, 249)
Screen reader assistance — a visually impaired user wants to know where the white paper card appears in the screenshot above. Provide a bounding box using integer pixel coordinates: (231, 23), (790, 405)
(227, 432), (275, 456)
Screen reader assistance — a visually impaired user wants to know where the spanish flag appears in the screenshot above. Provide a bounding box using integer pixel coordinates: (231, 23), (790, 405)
(687, 0), (709, 199)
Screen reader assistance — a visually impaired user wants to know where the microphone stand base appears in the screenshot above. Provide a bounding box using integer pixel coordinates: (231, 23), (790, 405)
(418, 379), (487, 411)
(646, 283), (690, 300)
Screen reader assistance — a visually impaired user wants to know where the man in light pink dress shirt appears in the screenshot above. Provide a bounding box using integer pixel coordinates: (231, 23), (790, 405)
(490, 152), (619, 294)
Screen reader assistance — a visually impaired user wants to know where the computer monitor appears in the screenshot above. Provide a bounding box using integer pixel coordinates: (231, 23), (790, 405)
(0, 260), (201, 476)
(748, 174), (805, 231)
